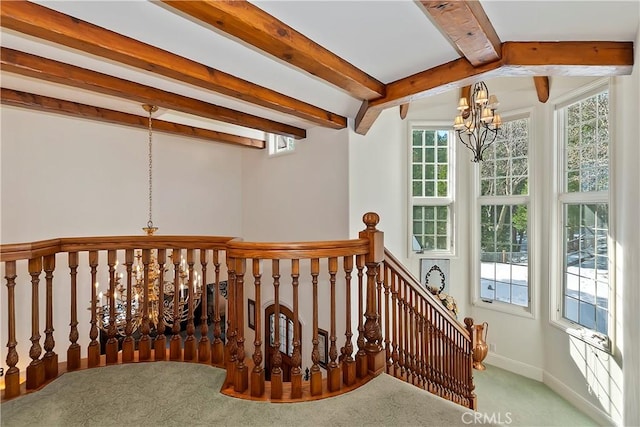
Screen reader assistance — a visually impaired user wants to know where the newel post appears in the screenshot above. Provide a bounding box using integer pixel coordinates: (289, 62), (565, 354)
(464, 317), (478, 410)
(359, 212), (385, 375)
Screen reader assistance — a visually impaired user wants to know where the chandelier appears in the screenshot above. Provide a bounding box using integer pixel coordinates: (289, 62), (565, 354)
(93, 105), (203, 336)
(453, 81), (502, 162)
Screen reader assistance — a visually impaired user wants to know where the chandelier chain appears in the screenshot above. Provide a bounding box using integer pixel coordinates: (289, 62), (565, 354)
(147, 108), (153, 229)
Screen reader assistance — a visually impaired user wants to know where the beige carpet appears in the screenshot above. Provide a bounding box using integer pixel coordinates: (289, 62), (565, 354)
(0, 362), (488, 427)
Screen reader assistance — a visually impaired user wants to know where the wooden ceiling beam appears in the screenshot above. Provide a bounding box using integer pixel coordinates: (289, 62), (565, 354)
(160, 0), (385, 100)
(1, 88), (265, 149)
(0, 0), (346, 130)
(355, 41), (633, 135)
(417, 0), (502, 66)
(533, 76), (550, 103)
(1, 47), (305, 139)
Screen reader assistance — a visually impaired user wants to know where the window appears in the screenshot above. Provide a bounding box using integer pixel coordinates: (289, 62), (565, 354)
(410, 126), (454, 254)
(556, 86), (611, 346)
(477, 116), (530, 309)
(268, 134), (295, 156)
(269, 312), (294, 355)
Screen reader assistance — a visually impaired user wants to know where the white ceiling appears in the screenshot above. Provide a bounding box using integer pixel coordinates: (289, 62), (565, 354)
(1, 1), (639, 139)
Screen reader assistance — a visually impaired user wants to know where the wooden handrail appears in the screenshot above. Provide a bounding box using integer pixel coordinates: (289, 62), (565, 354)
(1, 236), (236, 261)
(226, 239), (369, 259)
(382, 249), (469, 338)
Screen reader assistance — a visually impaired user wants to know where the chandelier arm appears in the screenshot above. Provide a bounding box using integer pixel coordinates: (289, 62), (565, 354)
(479, 128), (500, 160)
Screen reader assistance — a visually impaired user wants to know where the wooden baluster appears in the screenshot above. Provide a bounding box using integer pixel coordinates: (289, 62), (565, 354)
(4, 261), (20, 398)
(26, 257), (44, 389)
(42, 254), (58, 379)
(67, 253), (80, 371)
(398, 281), (405, 379)
(170, 249), (182, 361)
(391, 272), (399, 378)
(270, 259), (283, 398)
(122, 249), (135, 363)
(224, 257), (237, 387)
(456, 328), (462, 401)
(154, 249), (167, 360)
(309, 258), (322, 396)
(341, 255), (356, 386)
(327, 257), (341, 392)
(421, 298), (428, 390)
(251, 259), (265, 397)
(105, 250), (118, 364)
(383, 264), (391, 374)
(452, 326), (457, 399)
(88, 251), (100, 368)
(211, 249), (224, 365)
(184, 249), (197, 362)
(438, 313), (444, 397)
(138, 249), (152, 361)
(409, 286), (415, 385)
(198, 249), (210, 363)
(234, 257), (248, 392)
(355, 254), (366, 378)
(359, 213), (384, 375)
(448, 324), (454, 399)
(290, 259), (302, 398)
(430, 305), (437, 394)
(416, 297), (423, 389)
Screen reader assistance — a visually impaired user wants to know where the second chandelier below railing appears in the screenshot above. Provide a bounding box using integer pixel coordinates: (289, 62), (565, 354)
(453, 81), (502, 162)
(94, 249), (203, 337)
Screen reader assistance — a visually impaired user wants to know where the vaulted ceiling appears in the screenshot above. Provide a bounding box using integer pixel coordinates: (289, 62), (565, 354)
(1, 1), (637, 149)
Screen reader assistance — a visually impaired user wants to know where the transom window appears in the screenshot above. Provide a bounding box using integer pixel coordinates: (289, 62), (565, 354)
(268, 134), (295, 156)
(478, 116), (530, 308)
(410, 126), (454, 254)
(557, 88), (610, 341)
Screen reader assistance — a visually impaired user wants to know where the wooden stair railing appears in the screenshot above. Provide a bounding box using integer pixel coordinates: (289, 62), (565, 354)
(222, 212), (386, 400)
(0, 236), (233, 400)
(0, 213), (475, 410)
(380, 249), (477, 410)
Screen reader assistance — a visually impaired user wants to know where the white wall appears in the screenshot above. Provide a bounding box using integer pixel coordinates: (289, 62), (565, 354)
(0, 106), (245, 372)
(615, 25), (640, 427)
(242, 126), (350, 241)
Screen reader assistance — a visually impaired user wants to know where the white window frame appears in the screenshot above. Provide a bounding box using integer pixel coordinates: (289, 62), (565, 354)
(267, 134), (295, 157)
(407, 121), (457, 258)
(549, 78), (614, 353)
(472, 109), (535, 318)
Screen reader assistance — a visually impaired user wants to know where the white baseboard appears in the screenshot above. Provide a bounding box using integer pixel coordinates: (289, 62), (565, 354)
(484, 352), (543, 381)
(543, 371), (616, 427)
(484, 352), (616, 426)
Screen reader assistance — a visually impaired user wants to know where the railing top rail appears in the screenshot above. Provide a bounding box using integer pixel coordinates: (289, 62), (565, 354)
(0, 235), (237, 262)
(383, 248), (470, 339)
(227, 238), (369, 260)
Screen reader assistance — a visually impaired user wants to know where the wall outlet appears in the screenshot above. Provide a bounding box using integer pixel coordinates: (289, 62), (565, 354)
(489, 343), (496, 352)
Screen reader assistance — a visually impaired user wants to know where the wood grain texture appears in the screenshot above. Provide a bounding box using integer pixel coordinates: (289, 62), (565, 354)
(356, 41), (633, 135)
(1, 89), (266, 149)
(418, 0), (502, 66)
(1, 48), (305, 139)
(161, 0), (385, 100)
(0, 0), (346, 130)
(533, 76), (550, 103)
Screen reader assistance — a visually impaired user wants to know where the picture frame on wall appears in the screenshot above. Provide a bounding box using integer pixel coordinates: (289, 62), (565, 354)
(248, 299), (255, 330)
(420, 259), (450, 294)
(317, 328), (329, 368)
